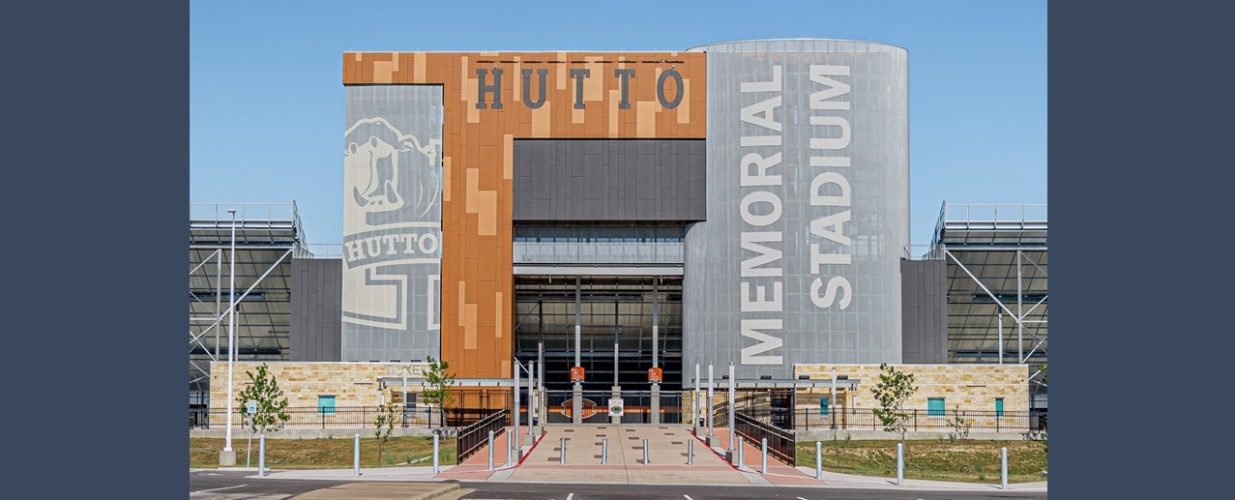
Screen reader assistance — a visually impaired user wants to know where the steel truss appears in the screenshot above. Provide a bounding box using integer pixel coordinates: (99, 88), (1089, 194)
(932, 203), (1048, 396)
(188, 202), (305, 405)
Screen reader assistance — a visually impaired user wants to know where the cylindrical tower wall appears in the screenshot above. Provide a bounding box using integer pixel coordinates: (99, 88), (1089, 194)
(684, 39), (909, 379)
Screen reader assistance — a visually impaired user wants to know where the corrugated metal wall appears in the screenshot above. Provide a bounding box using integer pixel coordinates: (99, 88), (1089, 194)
(513, 139), (705, 222)
(290, 258), (342, 361)
(900, 259), (947, 364)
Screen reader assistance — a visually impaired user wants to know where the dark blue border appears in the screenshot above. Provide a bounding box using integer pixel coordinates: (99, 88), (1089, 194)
(0, 1), (188, 498)
(1051, 1), (1235, 498)
(4, 0), (1235, 498)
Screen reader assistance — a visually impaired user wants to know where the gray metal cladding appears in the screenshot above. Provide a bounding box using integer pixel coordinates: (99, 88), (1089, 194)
(290, 258), (343, 362)
(342, 85), (443, 363)
(684, 39), (909, 379)
(513, 139), (706, 222)
(900, 258), (947, 364)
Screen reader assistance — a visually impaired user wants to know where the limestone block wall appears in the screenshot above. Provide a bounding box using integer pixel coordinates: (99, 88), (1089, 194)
(208, 361), (429, 414)
(795, 364), (1028, 410)
(794, 363), (1030, 432)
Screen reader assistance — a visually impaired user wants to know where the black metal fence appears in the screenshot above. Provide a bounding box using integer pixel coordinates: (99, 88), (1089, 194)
(456, 409), (508, 462)
(544, 391), (609, 423)
(541, 390), (685, 423)
(190, 406), (502, 430)
(741, 407), (1044, 434)
(734, 410), (796, 466)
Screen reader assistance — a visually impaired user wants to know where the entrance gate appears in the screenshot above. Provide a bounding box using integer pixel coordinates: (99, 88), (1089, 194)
(544, 390), (684, 424)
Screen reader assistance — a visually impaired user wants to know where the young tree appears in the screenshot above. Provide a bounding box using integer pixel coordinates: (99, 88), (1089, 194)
(871, 363), (917, 441)
(237, 364), (291, 465)
(945, 404), (971, 441)
(422, 355), (456, 429)
(373, 400), (397, 465)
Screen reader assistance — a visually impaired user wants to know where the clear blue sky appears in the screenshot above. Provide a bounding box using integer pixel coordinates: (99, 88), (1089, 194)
(191, 0), (1046, 246)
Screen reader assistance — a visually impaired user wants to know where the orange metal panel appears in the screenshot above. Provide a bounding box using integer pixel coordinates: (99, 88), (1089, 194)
(344, 51), (706, 379)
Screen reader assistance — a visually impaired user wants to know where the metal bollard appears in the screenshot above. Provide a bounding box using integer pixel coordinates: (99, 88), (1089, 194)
(643, 438), (650, 464)
(736, 436), (744, 468)
(258, 435), (266, 477)
(815, 441), (823, 480)
(353, 434), (360, 476)
(487, 430), (495, 471)
(1001, 447), (1008, 490)
(601, 438), (607, 465)
(896, 442), (904, 485)
(433, 433), (440, 474)
(687, 439), (693, 465)
(560, 438), (567, 464)
(761, 438), (768, 474)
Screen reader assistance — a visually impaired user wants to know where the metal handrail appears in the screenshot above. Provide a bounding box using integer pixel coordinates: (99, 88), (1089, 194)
(931, 202), (1048, 249)
(189, 201), (308, 252)
(456, 409), (508, 462)
(735, 410), (796, 466)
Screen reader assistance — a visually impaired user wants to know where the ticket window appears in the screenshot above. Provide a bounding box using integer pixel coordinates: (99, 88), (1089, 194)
(389, 390), (418, 409)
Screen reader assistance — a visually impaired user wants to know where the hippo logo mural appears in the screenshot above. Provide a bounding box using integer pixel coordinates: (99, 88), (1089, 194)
(342, 114), (442, 334)
(344, 117), (441, 219)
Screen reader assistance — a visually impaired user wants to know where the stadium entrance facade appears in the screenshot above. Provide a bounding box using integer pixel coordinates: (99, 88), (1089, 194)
(197, 39), (1043, 430)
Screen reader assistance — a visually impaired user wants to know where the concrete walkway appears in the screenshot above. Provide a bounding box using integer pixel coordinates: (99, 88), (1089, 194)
(505, 424), (751, 485)
(244, 424), (1047, 493)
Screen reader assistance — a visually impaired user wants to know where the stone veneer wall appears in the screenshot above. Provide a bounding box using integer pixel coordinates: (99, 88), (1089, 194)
(678, 364), (1030, 433)
(208, 361), (429, 414)
(794, 364), (1029, 412)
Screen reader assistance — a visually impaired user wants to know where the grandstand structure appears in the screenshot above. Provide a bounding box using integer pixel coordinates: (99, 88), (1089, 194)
(188, 202), (307, 408)
(931, 203), (1048, 404)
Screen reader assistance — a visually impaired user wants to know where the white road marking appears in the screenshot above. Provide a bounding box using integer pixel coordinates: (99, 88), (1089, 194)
(797, 497), (808, 500)
(684, 495), (695, 500)
(190, 484), (246, 494)
(566, 494), (574, 500)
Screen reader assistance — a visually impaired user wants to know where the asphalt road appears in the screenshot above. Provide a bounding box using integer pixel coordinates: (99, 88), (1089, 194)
(190, 470), (1047, 500)
(190, 470), (346, 498)
(457, 482), (1047, 500)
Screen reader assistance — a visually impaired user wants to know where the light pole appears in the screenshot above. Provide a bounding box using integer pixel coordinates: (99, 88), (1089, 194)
(220, 209), (238, 465)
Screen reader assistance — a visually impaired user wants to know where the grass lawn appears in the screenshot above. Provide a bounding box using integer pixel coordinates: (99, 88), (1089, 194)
(795, 439), (1047, 484)
(191, 436), (457, 469)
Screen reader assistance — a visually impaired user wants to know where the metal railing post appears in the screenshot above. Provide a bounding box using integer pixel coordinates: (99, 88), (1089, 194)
(258, 435), (266, 477)
(687, 439), (693, 465)
(601, 438), (607, 465)
(353, 433), (360, 476)
(761, 437), (768, 474)
(896, 442), (904, 485)
(1001, 447), (1008, 490)
(815, 441), (823, 480)
(560, 437), (567, 465)
(432, 433), (440, 473)
(487, 430), (495, 471)
(643, 438), (650, 465)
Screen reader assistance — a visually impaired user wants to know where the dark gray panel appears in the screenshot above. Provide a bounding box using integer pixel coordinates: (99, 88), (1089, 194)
(513, 139), (706, 222)
(901, 259), (947, 364)
(291, 258), (342, 361)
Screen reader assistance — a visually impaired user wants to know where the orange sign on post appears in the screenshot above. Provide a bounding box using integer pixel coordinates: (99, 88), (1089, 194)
(648, 367), (664, 383)
(570, 366), (586, 382)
